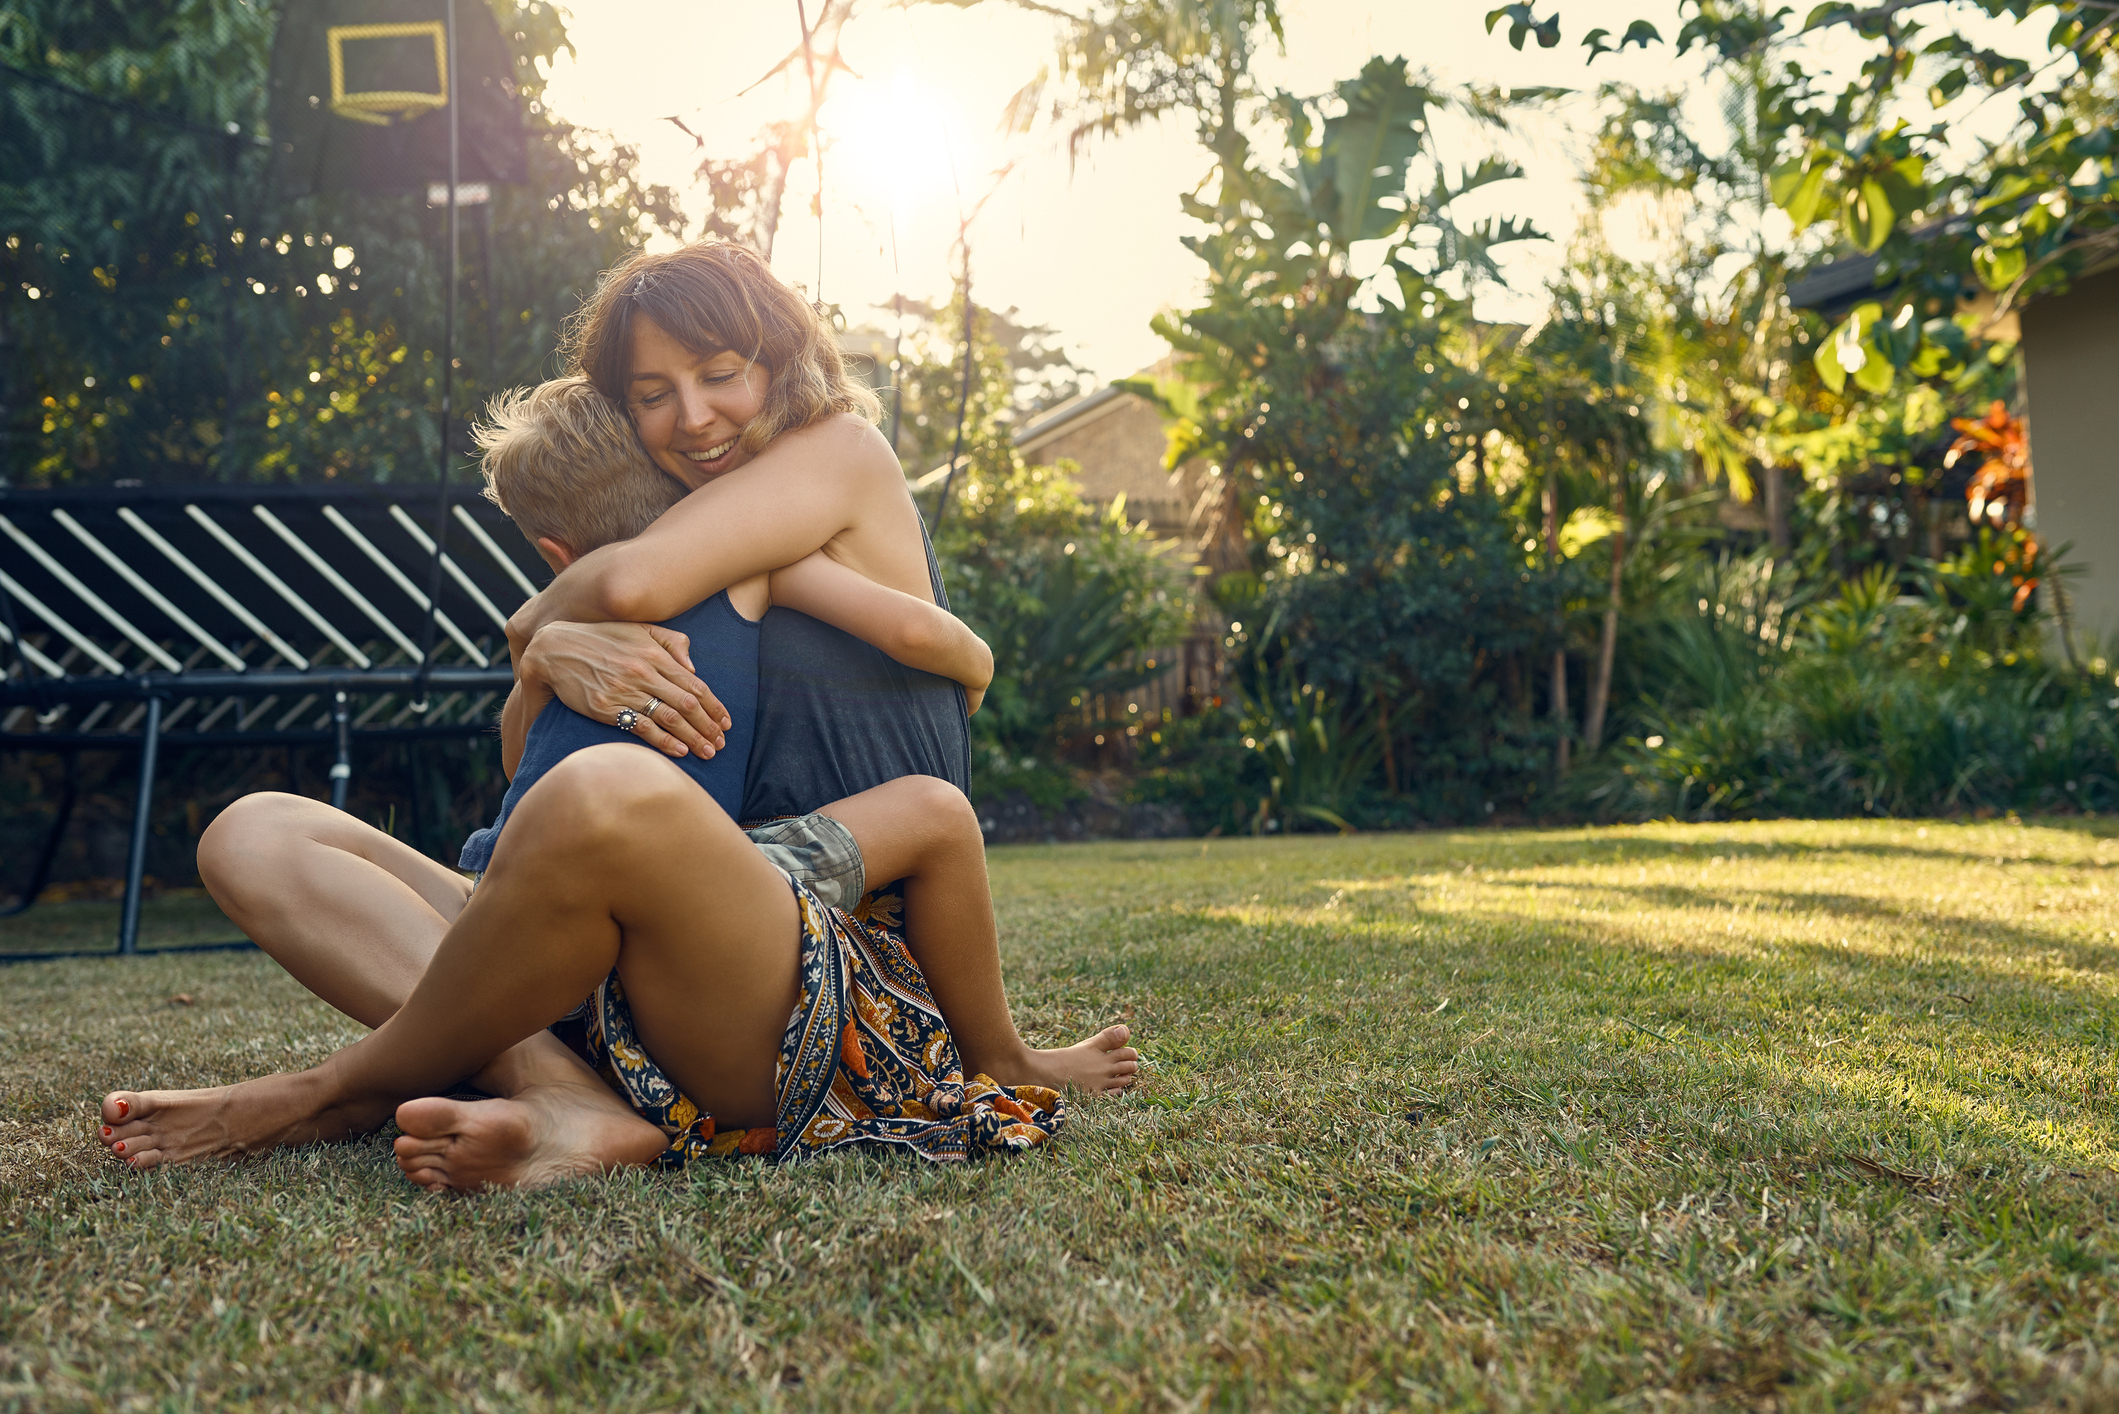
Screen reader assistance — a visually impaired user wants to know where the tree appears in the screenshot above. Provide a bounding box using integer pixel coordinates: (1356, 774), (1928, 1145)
(974, 0), (1285, 180)
(1536, 0), (2117, 393)
(1146, 57), (1586, 819)
(879, 292), (1186, 798)
(875, 296), (1086, 475)
(0, 0), (685, 486)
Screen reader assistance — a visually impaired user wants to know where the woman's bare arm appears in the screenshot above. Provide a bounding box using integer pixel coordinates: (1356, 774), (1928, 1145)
(498, 679), (539, 778)
(505, 416), (912, 658)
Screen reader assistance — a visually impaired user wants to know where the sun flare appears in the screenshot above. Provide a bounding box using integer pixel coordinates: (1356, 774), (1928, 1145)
(816, 69), (963, 213)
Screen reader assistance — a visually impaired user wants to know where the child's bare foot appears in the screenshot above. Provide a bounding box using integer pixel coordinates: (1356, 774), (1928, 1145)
(392, 1082), (668, 1192)
(97, 1074), (391, 1170)
(1000, 1024), (1140, 1095)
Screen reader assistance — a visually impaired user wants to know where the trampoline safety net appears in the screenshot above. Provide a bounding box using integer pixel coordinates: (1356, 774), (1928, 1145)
(0, 483), (543, 953)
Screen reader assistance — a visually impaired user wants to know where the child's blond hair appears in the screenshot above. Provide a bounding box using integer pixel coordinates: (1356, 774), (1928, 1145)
(473, 377), (686, 553)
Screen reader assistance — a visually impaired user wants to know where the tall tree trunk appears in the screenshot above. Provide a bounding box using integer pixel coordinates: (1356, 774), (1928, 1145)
(1545, 469), (1570, 774)
(1584, 480), (1626, 751)
(1762, 461), (1790, 553)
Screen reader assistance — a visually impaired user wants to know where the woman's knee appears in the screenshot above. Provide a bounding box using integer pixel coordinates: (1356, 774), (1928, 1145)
(198, 791), (322, 877)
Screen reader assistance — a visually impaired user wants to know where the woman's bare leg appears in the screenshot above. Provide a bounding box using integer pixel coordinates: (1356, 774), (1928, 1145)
(104, 749), (791, 1176)
(818, 776), (1138, 1094)
(192, 793), (663, 1184)
(199, 792), (473, 1027)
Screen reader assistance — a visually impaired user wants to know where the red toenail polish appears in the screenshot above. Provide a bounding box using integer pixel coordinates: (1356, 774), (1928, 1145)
(101, 1126), (111, 1137)
(114, 1141), (125, 1153)
(116, 1100), (129, 1117)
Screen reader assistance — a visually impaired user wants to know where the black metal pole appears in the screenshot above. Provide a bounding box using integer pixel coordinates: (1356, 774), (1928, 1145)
(118, 694), (163, 956)
(219, 128), (242, 478)
(477, 200), (496, 374)
(405, 738), (426, 857)
(0, 750), (76, 919)
(0, 279), (15, 484)
(414, 0), (461, 710)
(329, 688), (352, 810)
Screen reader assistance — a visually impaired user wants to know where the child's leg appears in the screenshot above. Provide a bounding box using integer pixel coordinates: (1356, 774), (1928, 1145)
(818, 776), (1138, 1093)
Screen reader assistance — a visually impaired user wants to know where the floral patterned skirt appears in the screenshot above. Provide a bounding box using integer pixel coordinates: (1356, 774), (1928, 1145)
(572, 870), (1066, 1166)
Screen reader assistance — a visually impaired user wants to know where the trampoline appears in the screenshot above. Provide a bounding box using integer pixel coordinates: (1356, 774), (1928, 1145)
(0, 482), (540, 954)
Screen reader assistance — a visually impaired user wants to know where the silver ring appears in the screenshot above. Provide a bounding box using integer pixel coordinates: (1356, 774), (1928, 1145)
(614, 707), (640, 733)
(643, 696), (664, 718)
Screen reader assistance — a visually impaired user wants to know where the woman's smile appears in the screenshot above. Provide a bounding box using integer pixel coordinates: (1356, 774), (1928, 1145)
(683, 437), (739, 468)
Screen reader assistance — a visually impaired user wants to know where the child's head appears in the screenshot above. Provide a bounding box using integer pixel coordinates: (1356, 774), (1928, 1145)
(562, 240), (880, 465)
(474, 376), (685, 567)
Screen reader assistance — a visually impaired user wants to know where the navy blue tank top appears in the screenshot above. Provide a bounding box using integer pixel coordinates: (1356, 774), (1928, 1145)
(738, 515), (971, 822)
(460, 590), (759, 872)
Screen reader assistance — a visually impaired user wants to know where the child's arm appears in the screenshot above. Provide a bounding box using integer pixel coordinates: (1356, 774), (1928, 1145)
(769, 551), (992, 715)
(497, 677), (551, 778)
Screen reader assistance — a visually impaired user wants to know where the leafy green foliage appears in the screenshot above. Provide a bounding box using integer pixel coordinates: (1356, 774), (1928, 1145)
(975, 0), (1286, 174)
(885, 293), (1187, 806)
(1485, 4), (1562, 51)
(1553, 0), (2119, 387)
(1581, 538), (2119, 819)
(0, 0), (684, 486)
(1142, 57), (1600, 826)
(940, 464), (1190, 796)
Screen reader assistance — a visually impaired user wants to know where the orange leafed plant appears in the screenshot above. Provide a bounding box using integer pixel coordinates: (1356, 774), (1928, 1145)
(1946, 400), (2031, 529)
(2001, 531), (2039, 613)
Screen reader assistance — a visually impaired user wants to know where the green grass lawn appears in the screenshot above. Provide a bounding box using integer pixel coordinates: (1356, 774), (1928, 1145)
(0, 892), (244, 958)
(6, 819), (2119, 1410)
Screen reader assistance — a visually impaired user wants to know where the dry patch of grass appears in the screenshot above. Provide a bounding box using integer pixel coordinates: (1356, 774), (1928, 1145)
(7, 819), (2119, 1410)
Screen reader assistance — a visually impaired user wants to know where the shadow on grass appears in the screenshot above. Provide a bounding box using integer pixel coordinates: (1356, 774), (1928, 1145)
(1385, 823), (2119, 873)
(1044, 876), (2117, 1169)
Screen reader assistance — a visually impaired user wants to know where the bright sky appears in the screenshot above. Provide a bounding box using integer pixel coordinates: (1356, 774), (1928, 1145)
(543, 0), (2053, 386)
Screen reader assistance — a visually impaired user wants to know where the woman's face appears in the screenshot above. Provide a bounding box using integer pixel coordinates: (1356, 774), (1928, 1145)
(625, 313), (770, 490)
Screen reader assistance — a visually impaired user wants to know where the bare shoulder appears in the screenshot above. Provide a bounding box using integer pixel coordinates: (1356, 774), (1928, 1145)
(792, 417), (930, 594)
(778, 413), (899, 481)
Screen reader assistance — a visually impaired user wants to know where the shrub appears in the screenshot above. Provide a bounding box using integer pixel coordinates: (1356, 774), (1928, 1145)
(1578, 539), (2119, 819)
(935, 461), (1191, 808)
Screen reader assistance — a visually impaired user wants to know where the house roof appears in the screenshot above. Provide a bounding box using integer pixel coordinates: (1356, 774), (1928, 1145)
(1784, 213), (1976, 317)
(1014, 385), (1129, 453)
(1785, 252), (1889, 317)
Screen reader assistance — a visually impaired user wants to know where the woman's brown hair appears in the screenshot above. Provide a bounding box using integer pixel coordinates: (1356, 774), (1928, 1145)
(564, 241), (879, 455)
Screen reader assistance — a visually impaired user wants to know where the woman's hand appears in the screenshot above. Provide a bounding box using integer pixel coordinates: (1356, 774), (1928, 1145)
(521, 621), (731, 760)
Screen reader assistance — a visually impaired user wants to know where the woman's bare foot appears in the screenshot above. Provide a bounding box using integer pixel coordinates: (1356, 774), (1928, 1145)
(392, 1081), (668, 1192)
(992, 1024), (1140, 1095)
(97, 1074), (392, 1171)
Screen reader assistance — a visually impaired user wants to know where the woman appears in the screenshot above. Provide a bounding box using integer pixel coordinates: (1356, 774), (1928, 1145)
(100, 752), (1064, 1176)
(162, 242), (1134, 1191)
